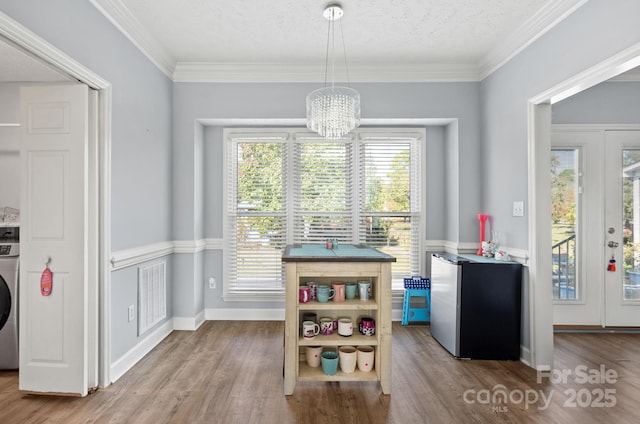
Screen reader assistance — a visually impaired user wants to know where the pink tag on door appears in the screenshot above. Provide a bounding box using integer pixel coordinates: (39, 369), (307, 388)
(41, 267), (53, 296)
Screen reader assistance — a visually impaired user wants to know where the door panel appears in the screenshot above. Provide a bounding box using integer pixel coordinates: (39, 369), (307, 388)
(604, 131), (640, 326)
(551, 130), (603, 325)
(19, 84), (93, 395)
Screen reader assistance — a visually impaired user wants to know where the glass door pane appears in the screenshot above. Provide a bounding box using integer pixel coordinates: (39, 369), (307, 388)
(622, 149), (640, 301)
(551, 149), (578, 300)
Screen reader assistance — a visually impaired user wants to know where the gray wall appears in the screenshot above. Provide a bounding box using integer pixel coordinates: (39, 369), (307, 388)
(553, 81), (640, 124)
(174, 82), (480, 312)
(481, 0), (640, 250)
(1, 0), (174, 362)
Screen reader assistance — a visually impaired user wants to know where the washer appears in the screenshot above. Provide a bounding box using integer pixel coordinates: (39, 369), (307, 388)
(0, 242), (19, 370)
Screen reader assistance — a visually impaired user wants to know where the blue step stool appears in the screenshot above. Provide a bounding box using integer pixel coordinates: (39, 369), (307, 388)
(401, 288), (430, 325)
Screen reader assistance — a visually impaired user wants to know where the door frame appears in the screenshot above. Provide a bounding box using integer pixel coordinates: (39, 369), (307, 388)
(529, 43), (640, 370)
(0, 12), (112, 387)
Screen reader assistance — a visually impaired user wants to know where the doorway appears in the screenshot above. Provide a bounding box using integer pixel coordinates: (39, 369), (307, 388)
(528, 43), (640, 370)
(551, 128), (640, 327)
(0, 17), (112, 389)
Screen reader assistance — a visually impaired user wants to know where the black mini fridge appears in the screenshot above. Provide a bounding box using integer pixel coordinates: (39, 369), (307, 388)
(430, 253), (522, 360)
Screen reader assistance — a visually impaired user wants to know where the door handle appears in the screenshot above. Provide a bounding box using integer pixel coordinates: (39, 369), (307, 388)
(608, 241), (619, 248)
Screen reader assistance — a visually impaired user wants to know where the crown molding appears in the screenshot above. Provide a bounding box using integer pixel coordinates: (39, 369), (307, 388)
(90, 0), (175, 79)
(172, 61), (482, 83)
(479, 0), (588, 79)
(91, 0), (586, 83)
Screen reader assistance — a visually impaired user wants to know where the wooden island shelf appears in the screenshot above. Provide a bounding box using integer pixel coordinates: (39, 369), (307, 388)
(282, 244), (395, 395)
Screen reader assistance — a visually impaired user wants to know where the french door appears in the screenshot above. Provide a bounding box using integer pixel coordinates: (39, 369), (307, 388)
(552, 128), (640, 327)
(604, 131), (640, 326)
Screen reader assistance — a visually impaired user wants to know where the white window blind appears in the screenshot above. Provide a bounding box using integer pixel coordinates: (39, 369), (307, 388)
(225, 135), (288, 296)
(293, 136), (354, 244)
(224, 129), (423, 298)
(358, 135), (422, 284)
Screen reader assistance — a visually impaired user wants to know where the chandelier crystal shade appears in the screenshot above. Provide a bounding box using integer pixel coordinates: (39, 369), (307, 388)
(306, 4), (360, 139)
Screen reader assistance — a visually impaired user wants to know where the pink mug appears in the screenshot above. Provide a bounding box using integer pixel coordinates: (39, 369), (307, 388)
(299, 286), (310, 303)
(332, 282), (345, 302)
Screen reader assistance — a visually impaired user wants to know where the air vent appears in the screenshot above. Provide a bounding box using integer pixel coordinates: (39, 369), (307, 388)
(138, 261), (166, 335)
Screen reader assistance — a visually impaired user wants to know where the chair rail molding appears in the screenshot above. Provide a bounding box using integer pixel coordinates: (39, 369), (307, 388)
(111, 238), (224, 270)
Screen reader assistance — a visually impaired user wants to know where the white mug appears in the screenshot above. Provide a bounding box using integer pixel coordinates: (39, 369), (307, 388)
(305, 346), (323, 368)
(357, 345), (375, 372)
(338, 318), (353, 336)
(303, 320), (320, 339)
(358, 281), (371, 300)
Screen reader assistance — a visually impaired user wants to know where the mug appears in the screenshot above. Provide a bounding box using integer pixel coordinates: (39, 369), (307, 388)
(345, 283), (357, 300)
(321, 351), (339, 375)
(319, 317), (334, 336)
(316, 285), (335, 303)
(306, 282), (318, 300)
(332, 282), (345, 302)
(359, 317), (375, 336)
(338, 318), (353, 336)
(305, 346), (322, 368)
(358, 281), (371, 301)
(338, 346), (357, 373)
(357, 346), (375, 372)
(302, 320), (320, 339)
(302, 312), (317, 324)
(299, 286), (310, 303)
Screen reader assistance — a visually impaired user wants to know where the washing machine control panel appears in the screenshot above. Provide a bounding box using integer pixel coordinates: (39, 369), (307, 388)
(0, 244), (18, 256)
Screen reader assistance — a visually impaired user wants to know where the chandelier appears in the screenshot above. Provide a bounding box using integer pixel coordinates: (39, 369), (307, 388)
(306, 4), (360, 139)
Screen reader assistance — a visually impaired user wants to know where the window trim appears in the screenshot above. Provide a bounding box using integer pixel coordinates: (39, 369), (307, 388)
(222, 128), (425, 301)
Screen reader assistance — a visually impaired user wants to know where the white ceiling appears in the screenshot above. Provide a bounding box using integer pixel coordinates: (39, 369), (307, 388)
(3, 1), (640, 85)
(90, 0), (589, 82)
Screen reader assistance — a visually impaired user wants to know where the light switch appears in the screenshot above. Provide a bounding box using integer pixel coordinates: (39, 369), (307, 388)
(512, 201), (524, 217)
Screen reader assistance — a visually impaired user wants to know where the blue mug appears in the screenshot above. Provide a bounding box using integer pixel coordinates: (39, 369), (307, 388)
(345, 283), (357, 300)
(321, 351), (339, 375)
(316, 285), (335, 303)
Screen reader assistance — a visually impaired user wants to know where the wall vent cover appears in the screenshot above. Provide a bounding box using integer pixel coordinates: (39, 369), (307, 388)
(138, 261), (167, 335)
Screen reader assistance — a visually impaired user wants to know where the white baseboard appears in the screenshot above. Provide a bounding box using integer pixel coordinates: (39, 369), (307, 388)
(110, 319), (173, 383)
(520, 345), (532, 366)
(173, 310), (206, 330)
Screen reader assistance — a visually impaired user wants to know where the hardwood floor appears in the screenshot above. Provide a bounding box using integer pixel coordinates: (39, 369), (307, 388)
(1, 321), (639, 423)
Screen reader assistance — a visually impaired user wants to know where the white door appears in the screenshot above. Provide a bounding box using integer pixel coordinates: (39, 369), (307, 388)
(19, 84), (98, 395)
(551, 130), (603, 325)
(604, 131), (640, 326)
(552, 128), (640, 327)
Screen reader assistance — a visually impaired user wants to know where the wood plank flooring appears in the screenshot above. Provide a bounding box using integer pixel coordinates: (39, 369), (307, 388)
(1, 321), (639, 423)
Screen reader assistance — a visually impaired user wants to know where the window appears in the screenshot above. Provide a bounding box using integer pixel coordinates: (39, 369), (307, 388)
(224, 129), (423, 299)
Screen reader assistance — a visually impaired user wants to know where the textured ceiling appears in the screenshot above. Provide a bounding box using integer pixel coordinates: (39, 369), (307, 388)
(91, 0), (588, 81)
(127, 0), (546, 63)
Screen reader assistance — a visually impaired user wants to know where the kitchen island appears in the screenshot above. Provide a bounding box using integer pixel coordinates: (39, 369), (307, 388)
(282, 244), (395, 395)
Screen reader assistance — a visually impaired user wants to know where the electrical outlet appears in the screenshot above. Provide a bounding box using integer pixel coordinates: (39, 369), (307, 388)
(128, 305), (135, 322)
(209, 277), (216, 289)
(512, 201), (524, 217)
